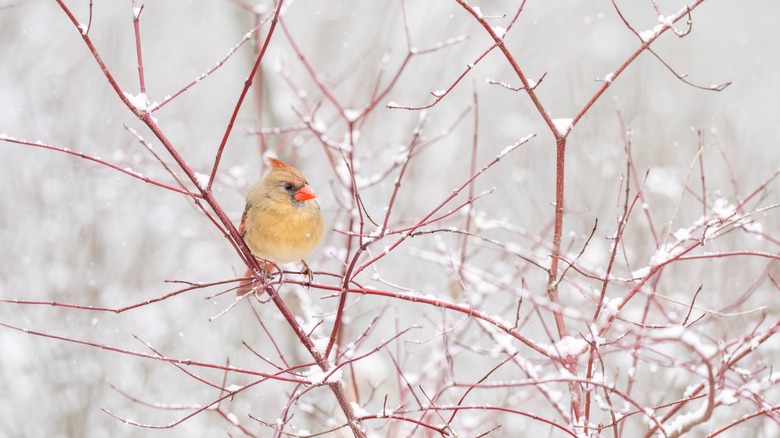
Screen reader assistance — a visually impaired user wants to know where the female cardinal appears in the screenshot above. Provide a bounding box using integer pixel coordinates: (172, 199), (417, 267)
(236, 157), (324, 294)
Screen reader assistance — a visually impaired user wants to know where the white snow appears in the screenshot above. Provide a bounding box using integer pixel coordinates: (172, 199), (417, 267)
(658, 15), (675, 26)
(602, 296), (623, 315)
(649, 247), (671, 266)
(741, 220), (763, 238)
(122, 167), (144, 178)
(324, 368), (342, 383)
(343, 108), (361, 122)
(604, 72), (615, 83)
(393, 145), (410, 164)
(639, 24), (664, 42)
(498, 133), (536, 158)
(497, 144), (515, 159)
(649, 244), (683, 267)
(712, 198), (736, 219)
(715, 389), (739, 406)
(194, 172), (210, 190)
(295, 316), (320, 335)
(552, 118), (573, 136)
(681, 330), (717, 357)
(663, 402), (707, 435)
(672, 227), (692, 242)
(652, 325), (685, 340)
(552, 336), (587, 357)
(123, 92), (148, 111)
(312, 336), (330, 355)
(312, 117), (327, 132)
(350, 401), (370, 417)
(304, 366), (329, 385)
(492, 26), (507, 39)
(632, 266), (651, 278)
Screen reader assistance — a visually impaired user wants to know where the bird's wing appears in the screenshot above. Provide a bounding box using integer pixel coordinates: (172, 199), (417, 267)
(238, 203), (250, 237)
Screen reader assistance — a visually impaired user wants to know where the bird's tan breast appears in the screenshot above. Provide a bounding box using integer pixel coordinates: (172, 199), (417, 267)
(243, 200), (324, 264)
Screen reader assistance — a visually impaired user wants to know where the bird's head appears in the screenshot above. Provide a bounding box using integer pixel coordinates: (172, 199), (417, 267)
(264, 157), (318, 205)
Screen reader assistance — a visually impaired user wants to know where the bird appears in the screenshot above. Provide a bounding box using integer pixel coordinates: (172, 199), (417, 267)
(236, 157), (324, 295)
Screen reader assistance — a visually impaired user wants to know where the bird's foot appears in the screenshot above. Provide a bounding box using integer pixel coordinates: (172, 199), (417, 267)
(236, 261), (277, 297)
(300, 259), (314, 288)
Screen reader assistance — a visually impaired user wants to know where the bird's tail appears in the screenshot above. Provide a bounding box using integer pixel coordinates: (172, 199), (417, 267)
(236, 267), (255, 296)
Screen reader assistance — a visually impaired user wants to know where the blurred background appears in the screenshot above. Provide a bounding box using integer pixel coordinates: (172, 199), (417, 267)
(1, 0), (778, 436)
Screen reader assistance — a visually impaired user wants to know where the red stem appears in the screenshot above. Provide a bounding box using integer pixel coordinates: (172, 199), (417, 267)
(207, 0), (285, 191)
(130, 0), (146, 94)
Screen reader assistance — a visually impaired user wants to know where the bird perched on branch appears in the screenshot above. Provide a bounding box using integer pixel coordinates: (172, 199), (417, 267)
(236, 157), (324, 295)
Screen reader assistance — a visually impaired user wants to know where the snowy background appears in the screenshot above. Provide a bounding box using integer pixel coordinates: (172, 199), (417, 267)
(1, 0), (778, 436)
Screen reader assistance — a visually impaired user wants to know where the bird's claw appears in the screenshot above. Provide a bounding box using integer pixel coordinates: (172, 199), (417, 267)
(300, 259), (314, 288)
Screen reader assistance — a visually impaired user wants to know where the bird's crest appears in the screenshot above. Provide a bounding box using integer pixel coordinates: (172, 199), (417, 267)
(266, 156), (292, 171)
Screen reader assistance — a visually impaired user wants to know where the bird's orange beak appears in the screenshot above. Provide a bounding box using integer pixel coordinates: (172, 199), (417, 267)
(295, 184), (317, 201)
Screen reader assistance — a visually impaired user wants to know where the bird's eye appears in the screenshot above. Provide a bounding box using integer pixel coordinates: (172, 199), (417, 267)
(283, 183), (294, 192)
